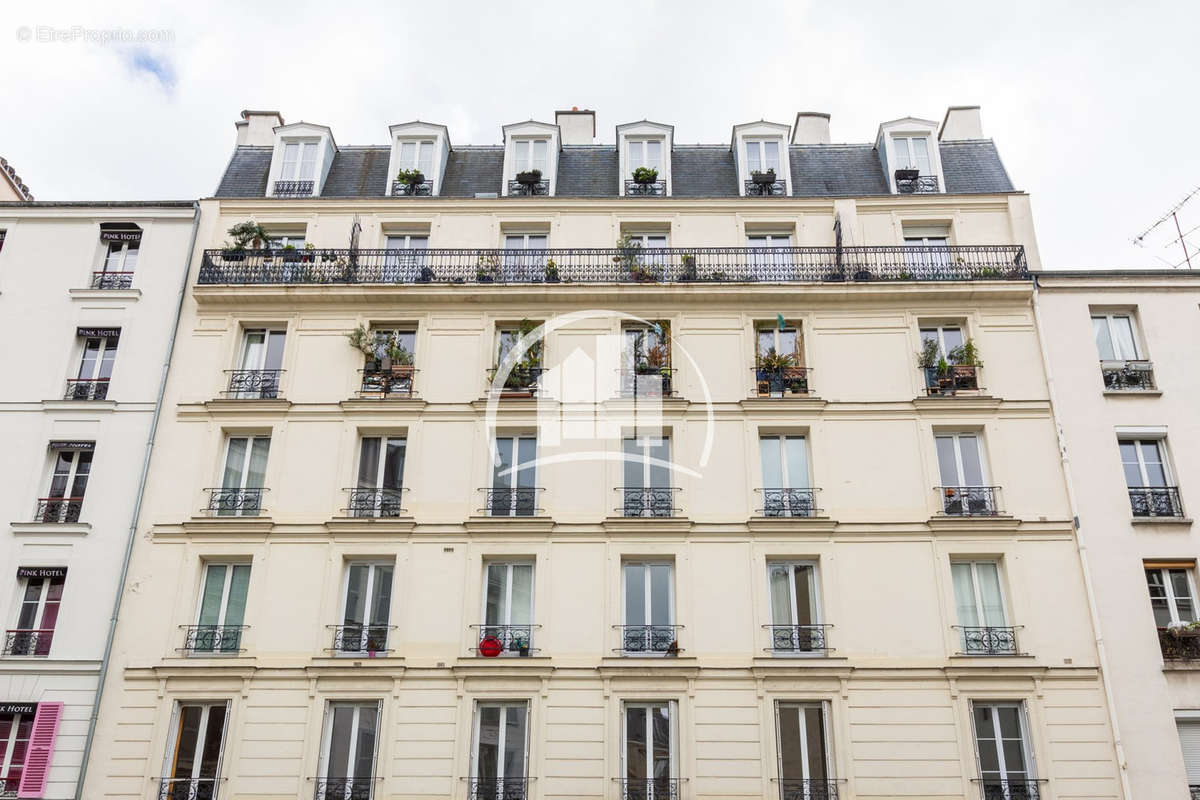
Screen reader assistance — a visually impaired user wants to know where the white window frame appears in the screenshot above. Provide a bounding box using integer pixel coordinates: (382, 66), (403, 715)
(1147, 566), (1198, 626)
(970, 701), (1036, 784)
(759, 435), (810, 490)
(101, 239), (139, 272)
(490, 436), (537, 517)
(920, 325), (965, 359)
(279, 140), (319, 182)
(339, 561), (393, 648)
(774, 701), (834, 781)
(1092, 313), (1141, 361)
(317, 701), (381, 787)
(396, 140), (434, 174)
(357, 435), (406, 492)
(237, 328), (285, 371)
(76, 334), (118, 381)
(0, 711), (31, 788)
(161, 700), (231, 791)
(470, 701), (531, 783)
(1120, 437), (1172, 488)
(951, 560), (1009, 626)
(220, 436), (270, 492)
(744, 139), (782, 174)
(14, 574), (63, 632)
(892, 135), (933, 173)
(627, 139), (664, 174)
(265, 233), (306, 250)
(935, 433), (989, 486)
(621, 700), (678, 785)
(45, 448), (91, 500)
(622, 561), (675, 656)
(755, 323), (801, 359)
(512, 139), (549, 176)
(766, 560), (822, 628)
(623, 435), (671, 489)
(481, 562), (535, 629)
(193, 563), (249, 629)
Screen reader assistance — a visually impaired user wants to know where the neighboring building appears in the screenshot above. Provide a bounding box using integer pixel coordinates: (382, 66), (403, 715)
(84, 107), (1125, 800)
(0, 157), (34, 202)
(1037, 271), (1200, 800)
(0, 201), (196, 798)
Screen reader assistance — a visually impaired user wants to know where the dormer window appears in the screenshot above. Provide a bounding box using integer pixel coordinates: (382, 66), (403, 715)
(733, 122), (791, 197)
(618, 121), (673, 198)
(392, 140), (435, 196)
(266, 122), (336, 198)
(510, 139), (550, 196)
(276, 141), (318, 197)
(878, 118), (944, 195)
(386, 122), (449, 197)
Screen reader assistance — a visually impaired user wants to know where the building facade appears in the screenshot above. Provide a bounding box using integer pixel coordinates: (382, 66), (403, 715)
(1037, 272), (1200, 800)
(0, 201), (197, 798)
(84, 107), (1125, 800)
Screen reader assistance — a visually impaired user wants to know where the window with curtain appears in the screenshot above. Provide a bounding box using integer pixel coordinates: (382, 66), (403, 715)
(1092, 314), (1140, 361)
(775, 702), (832, 786)
(193, 563), (249, 653)
(513, 140), (548, 174)
(892, 136), (932, 173)
(745, 140), (781, 173)
(354, 436), (406, 518)
(760, 436), (812, 517)
(318, 702), (379, 792)
(162, 702), (229, 800)
(768, 562), (822, 653)
(472, 703), (529, 791)
(482, 562), (534, 654)
(397, 141), (434, 175)
(339, 563), (393, 654)
(217, 436), (270, 517)
(623, 563), (674, 654)
(1147, 567), (1197, 627)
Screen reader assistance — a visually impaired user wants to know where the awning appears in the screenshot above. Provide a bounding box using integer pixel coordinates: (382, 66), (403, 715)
(17, 567), (67, 579)
(48, 440), (94, 451)
(99, 222), (142, 242)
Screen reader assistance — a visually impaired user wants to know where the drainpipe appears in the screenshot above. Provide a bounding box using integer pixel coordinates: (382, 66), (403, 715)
(1030, 274), (1132, 800)
(75, 201), (202, 799)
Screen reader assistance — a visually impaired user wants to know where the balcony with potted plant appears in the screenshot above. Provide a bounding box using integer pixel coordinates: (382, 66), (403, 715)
(895, 168), (939, 194)
(347, 325), (418, 399)
(508, 168), (548, 196)
(391, 168), (433, 197)
(753, 348), (810, 398)
(918, 338), (982, 396)
(625, 166), (665, 197)
(745, 169), (785, 196)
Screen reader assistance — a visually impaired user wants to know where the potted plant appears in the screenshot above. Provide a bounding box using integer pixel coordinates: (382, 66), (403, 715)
(395, 167), (425, 193)
(544, 259), (560, 283)
(476, 254), (500, 283)
(515, 168), (542, 186)
(302, 242), (316, 263)
(419, 266), (435, 283)
(347, 324), (378, 371)
(514, 634), (531, 657)
(756, 348), (796, 397)
(895, 168), (920, 182)
(632, 166), (659, 185)
(223, 220), (270, 261)
(751, 169), (777, 185)
(679, 253), (697, 282)
(281, 244), (300, 262)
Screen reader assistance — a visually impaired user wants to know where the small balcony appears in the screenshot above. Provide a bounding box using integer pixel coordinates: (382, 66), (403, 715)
(616, 624), (682, 655)
(359, 367), (416, 398)
(471, 624), (536, 657)
(2, 628), (53, 656)
(744, 177), (787, 197)
(272, 179), (314, 197)
(468, 778), (528, 800)
(2, 774), (20, 798)
(329, 624), (392, 656)
(923, 365), (979, 395)
(1159, 627), (1200, 660)
(487, 366), (545, 398)
(313, 778), (375, 800)
(482, 487), (543, 518)
(957, 625), (1020, 655)
(895, 170), (939, 194)
(777, 779), (840, 800)
(91, 271), (134, 289)
(1101, 360), (1156, 391)
(508, 179), (549, 196)
(618, 487), (680, 518)
(1191, 786), (1200, 800)
(765, 624), (830, 655)
(936, 486), (1000, 517)
(757, 488), (820, 518)
(181, 624), (246, 655)
(618, 368), (676, 398)
(624, 179), (666, 197)
(158, 778), (219, 800)
(35, 497), (83, 523)
(1129, 486), (1184, 518)
(344, 487), (408, 518)
(978, 779), (1041, 800)
(64, 378), (109, 401)
(391, 179), (433, 197)
(620, 778), (680, 800)
(223, 369), (283, 399)
(754, 367), (811, 397)
(204, 487), (266, 517)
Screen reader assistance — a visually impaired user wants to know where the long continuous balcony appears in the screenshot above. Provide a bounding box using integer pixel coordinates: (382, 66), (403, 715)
(198, 245), (1028, 285)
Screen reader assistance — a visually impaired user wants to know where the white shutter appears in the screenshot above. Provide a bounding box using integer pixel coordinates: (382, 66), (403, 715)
(1178, 719), (1200, 782)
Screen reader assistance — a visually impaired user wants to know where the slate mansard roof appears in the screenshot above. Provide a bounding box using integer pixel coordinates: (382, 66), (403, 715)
(214, 140), (1015, 199)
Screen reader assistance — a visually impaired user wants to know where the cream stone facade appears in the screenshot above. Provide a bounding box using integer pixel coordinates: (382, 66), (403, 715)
(83, 109), (1125, 800)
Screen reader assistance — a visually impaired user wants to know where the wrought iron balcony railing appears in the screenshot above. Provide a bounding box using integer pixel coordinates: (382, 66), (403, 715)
(923, 364), (980, 394)
(198, 245), (1029, 285)
(1190, 785), (1200, 800)
(330, 624), (392, 655)
(758, 488), (819, 518)
(2, 775), (20, 798)
(618, 368), (676, 398)
(977, 778), (1041, 800)
(1159, 627), (1200, 660)
(487, 366), (545, 396)
(391, 180), (433, 196)
(1101, 360), (1156, 391)
(957, 625), (1020, 655)
(313, 777), (375, 800)
(91, 270), (134, 289)
(765, 624), (830, 654)
(345, 487), (408, 518)
(777, 778), (840, 800)
(223, 369), (283, 399)
(158, 778), (218, 800)
(754, 367), (810, 396)
(468, 778), (529, 800)
(482, 487), (543, 517)
(205, 487), (266, 517)
(472, 624), (536, 656)
(937, 486), (1000, 517)
(64, 378), (110, 400)
(181, 624), (246, 655)
(3, 628), (53, 656)
(272, 179), (314, 197)
(625, 179), (667, 196)
(897, 174), (939, 194)
(35, 497), (83, 523)
(616, 624), (682, 655)
(508, 179), (550, 196)
(1129, 486), (1184, 518)
(618, 487), (681, 518)
(359, 367), (417, 398)
(745, 178), (787, 196)
(620, 778), (680, 800)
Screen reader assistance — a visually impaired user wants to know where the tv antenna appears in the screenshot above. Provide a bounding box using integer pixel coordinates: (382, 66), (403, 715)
(1132, 185), (1200, 269)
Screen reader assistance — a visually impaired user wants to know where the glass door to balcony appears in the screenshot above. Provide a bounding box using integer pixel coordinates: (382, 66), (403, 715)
(234, 329), (285, 399)
(383, 235), (428, 283)
(768, 563), (821, 654)
(318, 702), (379, 800)
(471, 702), (529, 800)
(1092, 314), (1139, 361)
(43, 448), (91, 522)
(11, 573), (63, 656)
(775, 702), (832, 798)
(502, 234), (547, 282)
(622, 437), (672, 516)
(355, 436), (406, 517)
(623, 563), (674, 655)
(73, 334), (117, 399)
(746, 234), (795, 280)
(193, 564), (249, 654)
(491, 437), (536, 517)
(217, 436), (270, 516)
(0, 710), (32, 797)
(951, 562), (1012, 654)
(623, 702), (676, 800)
(340, 563), (393, 654)
(482, 563), (533, 655)
(163, 702), (229, 800)
(935, 433), (990, 515)
(971, 703), (1035, 797)
(760, 436), (811, 516)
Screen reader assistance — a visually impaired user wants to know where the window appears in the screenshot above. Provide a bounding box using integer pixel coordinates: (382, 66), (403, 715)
(1092, 314), (1140, 361)
(759, 436), (812, 517)
(360, 330), (416, 397)
(39, 447), (92, 523)
(500, 234), (547, 282)
(161, 702), (229, 800)
(1121, 438), (1182, 517)
(622, 702), (677, 799)
(0, 710), (32, 794)
(317, 702), (380, 797)
(621, 326), (672, 399)
(98, 238), (139, 287)
(903, 226), (952, 270)
(745, 139), (781, 174)
(69, 332), (118, 400)
(481, 562), (534, 655)
(352, 436), (406, 518)
(231, 328), (284, 399)
(756, 324), (800, 361)
(622, 562), (674, 655)
(279, 141), (318, 182)
(892, 136), (932, 173)
(920, 325), (964, 359)
(1174, 716), (1200, 794)
(490, 437), (536, 517)
(337, 563), (393, 654)
(627, 140), (663, 173)
(513, 140), (548, 175)
(951, 561), (1014, 654)
(746, 234), (795, 278)
(382, 235), (428, 282)
(191, 564), (249, 654)
(214, 436), (270, 517)
(266, 233), (305, 250)
(622, 436), (673, 517)
(767, 562), (823, 653)
(6, 572), (64, 656)
(396, 141), (434, 176)
(971, 703), (1036, 794)
(471, 703), (529, 796)
(935, 433), (995, 515)
(1147, 567), (1197, 627)
(775, 702), (833, 791)
(494, 325), (543, 395)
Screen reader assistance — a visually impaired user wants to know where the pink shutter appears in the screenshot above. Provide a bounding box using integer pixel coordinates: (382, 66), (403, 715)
(18, 702), (63, 799)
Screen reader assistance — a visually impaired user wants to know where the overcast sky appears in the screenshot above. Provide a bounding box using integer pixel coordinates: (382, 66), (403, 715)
(3, 0), (1198, 268)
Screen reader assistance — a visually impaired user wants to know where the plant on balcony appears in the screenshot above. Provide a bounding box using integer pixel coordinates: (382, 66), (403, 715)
(751, 169), (777, 185)
(895, 168), (919, 181)
(916, 338), (940, 370)
(395, 168), (425, 187)
(679, 253), (697, 282)
(281, 244), (300, 262)
(632, 166), (659, 185)
(615, 234), (659, 282)
(1167, 620), (1200, 637)
(947, 338), (983, 368)
(383, 339), (414, 372)
(302, 242), (316, 262)
(476, 254), (500, 283)
(501, 319), (544, 392)
(544, 259), (560, 283)
(515, 168), (542, 186)
(347, 324), (378, 369)
(223, 221), (270, 256)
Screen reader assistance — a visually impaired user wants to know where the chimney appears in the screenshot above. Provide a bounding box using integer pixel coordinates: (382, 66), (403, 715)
(235, 109), (285, 146)
(555, 107), (595, 145)
(791, 112), (831, 145)
(939, 106), (983, 140)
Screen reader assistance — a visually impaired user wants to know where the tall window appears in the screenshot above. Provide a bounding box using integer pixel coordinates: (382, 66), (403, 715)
(767, 563), (822, 654)
(513, 140), (548, 175)
(971, 703), (1036, 793)
(6, 572), (64, 656)
(500, 234), (547, 281)
(353, 436), (406, 518)
(40, 446), (92, 523)
(756, 323), (800, 361)
(396, 141), (434, 175)
(622, 562), (674, 655)
(1092, 314), (1140, 361)
(746, 234), (795, 278)
(892, 136), (932, 173)
(69, 331), (118, 400)
(232, 328), (285, 399)
(317, 702), (379, 798)
(98, 238), (139, 286)
(622, 436), (673, 517)
(1121, 438), (1182, 517)
(361, 330), (416, 397)
(382, 235), (428, 282)
(491, 437), (536, 517)
(0, 711), (32, 794)
(1147, 567), (1197, 627)
(162, 701), (229, 800)
(338, 563), (393, 654)
(471, 703), (529, 798)
(481, 562), (534, 655)
(279, 141), (318, 182)
(935, 433), (994, 515)
(775, 702), (832, 792)
(215, 436), (270, 517)
(759, 436), (812, 517)
(623, 702), (676, 800)
(903, 226), (952, 269)
(627, 140), (663, 173)
(1175, 716), (1200, 794)
(192, 564), (250, 654)
(745, 140), (781, 174)
(952, 561), (1013, 654)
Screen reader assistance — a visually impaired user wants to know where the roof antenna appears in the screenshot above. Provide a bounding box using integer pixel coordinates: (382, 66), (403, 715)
(1132, 185), (1200, 269)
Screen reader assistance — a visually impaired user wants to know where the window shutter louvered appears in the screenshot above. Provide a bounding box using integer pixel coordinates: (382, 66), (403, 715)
(18, 702), (63, 798)
(1178, 719), (1200, 782)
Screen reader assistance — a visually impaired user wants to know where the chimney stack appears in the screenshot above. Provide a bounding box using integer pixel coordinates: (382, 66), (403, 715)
(791, 112), (831, 145)
(555, 107), (596, 145)
(235, 109), (285, 146)
(939, 106), (983, 140)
